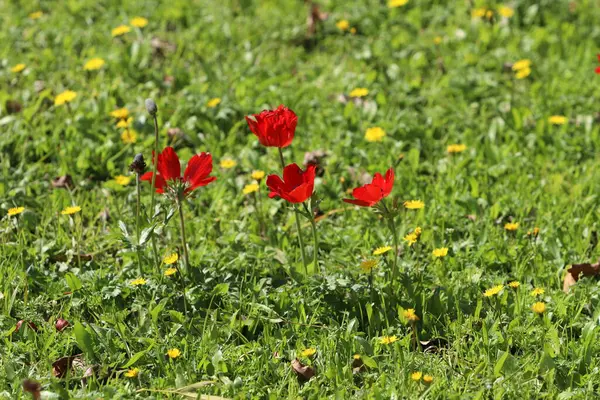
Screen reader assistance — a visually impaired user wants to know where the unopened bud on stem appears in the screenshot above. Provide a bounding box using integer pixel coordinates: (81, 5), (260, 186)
(145, 98), (158, 116)
(129, 153), (147, 174)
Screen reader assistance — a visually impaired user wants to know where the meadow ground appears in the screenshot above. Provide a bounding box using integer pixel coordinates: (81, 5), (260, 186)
(2, 0), (600, 398)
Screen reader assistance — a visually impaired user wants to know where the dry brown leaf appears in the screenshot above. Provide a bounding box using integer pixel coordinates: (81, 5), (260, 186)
(6, 99), (23, 114)
(563, 261), (600, 293)
(22, 379), (41, 400)
(52, 354), (93, 379)
(51, 175), (73, 189)
(291, 358), (315, 382)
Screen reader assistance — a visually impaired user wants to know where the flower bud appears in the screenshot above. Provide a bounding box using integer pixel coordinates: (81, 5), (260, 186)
(129, 153), (147, 174)
(55, 318), (70, 332)
(145, 98), (158, 116)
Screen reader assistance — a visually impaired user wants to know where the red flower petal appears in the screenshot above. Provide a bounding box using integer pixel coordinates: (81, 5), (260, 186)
(140, 171), (166, 193)
(596, 66), (600, 74)
(343, 198), (375, 207)
(157, 147), (181, 182)
(184, 153), (213, 187)
(382, 167), (394, 197)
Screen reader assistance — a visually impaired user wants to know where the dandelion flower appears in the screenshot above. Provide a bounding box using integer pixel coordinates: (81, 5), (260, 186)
(447, 144), (467, 154)
(404, 232), (418, 246)
(548, 116), (567, 125)
(130, 17), (148, 28)
(504, 222), (519, 231)
(404, 200), (424, 209)
(29, 11), (43, 19)
(83, 58), (105, 71)
(164, 268), (177, 276)
(373, 246), (392, 255)
(380, 335), (398, 345)
(360, 259), (377, 273)
(121, 130), (137, 144)
(515, 67), (531, 79)
(388, 0), (409, 7)
(8, 207), (25, 216)
(336, 20), (350, 31)
(110, 108), (129, 119)
(251, 170), (265, 180)
(114, 175), (131, 186)
(528, 227), (540, 237)
(353, 354), (361, 360)
(112, 25), (131, 37)
(433, 36), (443, 45)
(220, 159), (237, 169)
(11, 64), (26, 73)
(531, 287), (544, 296)
(167, 348), (181, 359)
(423, 374), (433, 384)
(207, 98), (221, 108)
(300, 348), (316, 357)
(471, 8), (487, 18)
(130, 278), (147, 286)
(61, 206), (81, 215)
(508, 281), (520, 288)
(498, 6), (514, 18)
(163, 253), (179, 265)
(512, 59), (531, 71)
(116, 118), (133, 128)
(532, 302), (546, 314)
(349, 88), (369, 98)
(365, 127), (386, 142)
(54, 90), (77, 106)
(411, 371), (422, 381)
(243, 183), (259, 195)
(403, 308), (419, 321)
(124, 368), (139, 378)
(483, 284), (504, 297)
(432, 247), (448, 258)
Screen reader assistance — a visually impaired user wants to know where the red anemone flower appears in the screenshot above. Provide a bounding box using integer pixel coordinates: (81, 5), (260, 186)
(141, 147), (216, 195)
(266, 163), (316, 203)
(343, 167), (394, 207)
(596, 54), (600, 74)
(245, 105), (298, 148)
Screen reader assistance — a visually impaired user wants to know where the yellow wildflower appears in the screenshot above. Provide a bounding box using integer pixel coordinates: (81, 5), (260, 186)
(508, 281), (520, 288)
(207, 98), (221, 108)
(29, 11), (43, 20)
(498, 6), (514, 18)
(336, 20), (350, 31)
(54, 90), (77, 106)
(404, 233), (418, 246)
(365, 127), (386, 142)
(121, 130), (137, 144)
(447, 144), (467, 154)
(532, 302), (546, 314)
(11, 64), (26, 73)
(504, 222), (519, 231)
(515, 67), (531, 79)
(483, 284), (504, 297)
(220, 159), (237, 169)
(300, 348), (316, 357)
(432, 247), (448, 258)
(350, 27), (357, 35)
(512, 59), (531, 71)
(471, 8), (487, 18)
(164, 268), (178, 276)
(61, 206), (81, 215)
(380, 335), (398, 345)
(528, 227), (540, 237)
(349, 88), (369, 98)
(531, 287), (544, 296)
(124, 368), (139, 378)
(353, 354), (361, 360)
(403, 308), (419, 321)
(423, 374), (433, 384)
(167, 348), (181, 359)
(251, 170), (265, 180)
(112, 25), (131, 37)
(360, 259), (377, 273)
(83, 58), (105, 71)
(433, 36), (442, 45)
(411, 371), (422, 381)
(163, 253), (179, 265)
(8, 207), (25, 216)
(404, 200), (424, 210)
(110, 108), (129, 119)
(130, 17), (148, 28)
(548, 116), (567, 125)
(373, 246), (392, 256)
(243, 183), (259, 195)
(114, 175), (131, 186)
(116, 118), (133, 128)
(130, 278), (147, 286)
(388, 0), (409, 7)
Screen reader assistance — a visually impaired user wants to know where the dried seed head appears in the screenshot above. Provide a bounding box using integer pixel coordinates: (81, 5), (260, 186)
(145, 98), (158, 116)
(129, 153), (147, 174)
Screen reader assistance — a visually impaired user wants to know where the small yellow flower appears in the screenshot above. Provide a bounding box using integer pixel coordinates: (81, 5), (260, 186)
(164, 268), (178, 276)
(110, 108), (129, 119)
(130, 17), (148, 28)
(61, 206), (81, 215)
(515, 67), (531, 79)
(29, 11), (43, 20)
(433, 36), (442, 45)
(167, 348), (181, 359)
(112, 25), (131, 37)
(130, 278), (147, 286)
(121, 129), (137, 144)
(508, 281), (520, 288)
(373, 246), (392, 256)
(548, 116), (567, 125)
(483, 284), (504, 297)
(8, 207), (25, 216)
(423, 374), (433, 384)
(353, 354), (361, 360)
(83, 58), (105, 71)
(124, 368), (139, 378)
(207, 98), (221, 108)
(498, 6), (514, 18)
(403, 308), (419, 322)
(114, 175), (131, 186)
(336, 20), (350, 31)
(532, 302), (546, 314)
(365, 127), (386, 142)
(485, 10), (494, 19)
(447, 144), (467, 154)
(528, 227), (540, 237)
(504, 222), (519, 231)
(380, 335), (398, 345)
(360, 259), (377, 273)
(512, 59), (531, 71)
(404, 233), (418, 246)
(411, 371), (422, 381)
(471, 8), (487, 18)
(531, 287), (544, 297)
(388, 0), (409, 8)
(163, 253), (179, 265)
(300, 348), (316, 357)
(251, 170), (265, 180)
(220, 158), (237, 169)
(116, 118), (133, 128)
(349, 88), (369, 98)
(350, 27), (357, 35)
(432, 247), (448, 258)
(404, 200), (424, 210)
(243, 183), (259, 195)
(11, 64), (26, 73)
(54, 90), (77, 106)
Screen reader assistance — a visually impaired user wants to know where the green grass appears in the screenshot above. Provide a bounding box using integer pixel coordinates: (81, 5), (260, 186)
(2, 0), (600, 398)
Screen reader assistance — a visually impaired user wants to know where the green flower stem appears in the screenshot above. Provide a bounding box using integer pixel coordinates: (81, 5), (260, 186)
(304, 202), (318, 270)
(176, 196), (189, 319)
(149, 113), (160, 269)
(381, 201), (399, 290)
(135, 174), (143, 276)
